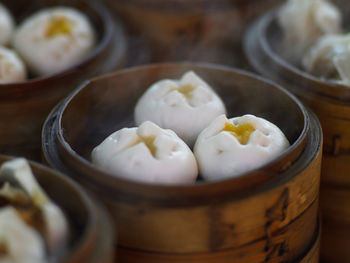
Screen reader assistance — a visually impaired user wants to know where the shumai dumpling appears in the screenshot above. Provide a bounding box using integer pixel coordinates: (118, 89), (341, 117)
(194, 114), (290, 181)
(134, 71), (226, 146)
(13, 7), (96, 77)
(278, 0), (341, 63)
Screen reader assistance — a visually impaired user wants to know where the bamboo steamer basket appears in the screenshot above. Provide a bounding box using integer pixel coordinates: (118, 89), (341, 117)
(0, 155), (115, 263)
(103, 0), (283, 66)
(243, 2), (350, 261)
(42, 63), (322, 262)
(0, 0), (126, 161)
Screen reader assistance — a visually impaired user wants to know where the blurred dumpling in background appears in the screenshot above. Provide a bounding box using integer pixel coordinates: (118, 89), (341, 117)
(0, 158), (69, 261)
(0, 3), (14, 46)
(13, 7), (96, 77)
(0, 206), (46, 263)
(303, 33), (350, 85)
(0, 46), (26, 83)
(278, 0), (341, 64)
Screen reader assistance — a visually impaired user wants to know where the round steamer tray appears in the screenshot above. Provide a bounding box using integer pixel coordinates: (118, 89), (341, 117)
(0, 0), (126, 161)
(243, 2), (350, 261)
(42, 63), (322, 263)
(0, 155), (115, 263)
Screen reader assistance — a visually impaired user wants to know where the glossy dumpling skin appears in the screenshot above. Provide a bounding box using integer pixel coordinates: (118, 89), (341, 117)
(134, 71), (226, 146)
(194, 114), (290, 181)
(92, 121), (198, 184)
(278, 0), (341, 63)
(13, 7), (96, 77)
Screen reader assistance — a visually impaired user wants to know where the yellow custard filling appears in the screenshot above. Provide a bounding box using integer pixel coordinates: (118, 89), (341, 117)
(140, 136), (157, 157)
(223, 122), (255, 145)
(46, 16), (73, 38)
(129, 136), (157, 157)
(170, 84), (195, 99)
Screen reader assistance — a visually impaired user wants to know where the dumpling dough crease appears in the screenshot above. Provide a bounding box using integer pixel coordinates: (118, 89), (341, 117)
(13, 7), (96, 76)
(92, 121), (198, 184)
(134, 71), (226, 146)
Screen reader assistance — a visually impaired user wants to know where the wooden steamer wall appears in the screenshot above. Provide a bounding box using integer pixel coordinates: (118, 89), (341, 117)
(244, 2), (350, 261)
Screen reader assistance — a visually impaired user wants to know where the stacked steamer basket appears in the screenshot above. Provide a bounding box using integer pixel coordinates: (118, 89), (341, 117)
(103, 0), (283, 67)
(42, 63), (322, 262)
(0, 155), (115, 263)
(243, 0), (350, 261)
(0, 0), (126, 161)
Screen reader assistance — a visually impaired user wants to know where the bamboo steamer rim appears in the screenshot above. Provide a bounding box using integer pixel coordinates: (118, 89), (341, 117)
(0, 155), (102, 262)
(0, 0), (120, 99)
(44, 62), (318, 205)
(246, 8), (350, 102)
(57, 62), (310, 197)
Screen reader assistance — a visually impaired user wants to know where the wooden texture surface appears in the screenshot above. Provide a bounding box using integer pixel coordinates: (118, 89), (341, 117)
(243, 4), (350, 262)
(0, 0), (126, 161)
(104, 0), (283, 67)
(42, 64), (322, 262)
(117, 217), (321, 263)
(0, 155), (115, 263)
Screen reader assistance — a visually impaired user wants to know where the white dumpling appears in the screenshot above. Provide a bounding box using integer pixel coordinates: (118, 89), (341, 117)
(134, 71), (226, 146)
(13, 7), (96, 77)
(0, 207), (45, 263)
(194, 114), (290, 181)
(41, 202), (68, 253)
(303, 33), (350, 84)
(92, 121), (198, 184)
(278, 0), (341, 63)
(0, 3), (14, 46)
(333, 50), (350, 86)
(0, 158), (68, 253)
(0, 46), (26, 83)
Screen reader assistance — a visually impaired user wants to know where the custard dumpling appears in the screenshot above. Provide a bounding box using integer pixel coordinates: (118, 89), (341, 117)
(194, 114), (290, 180)
(134, 71), (226, 146)
(0, 46), (26, 83)
(92, 121), (198, 184)
(13, 7), (96, 76)
(278, 0), (341, 63)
